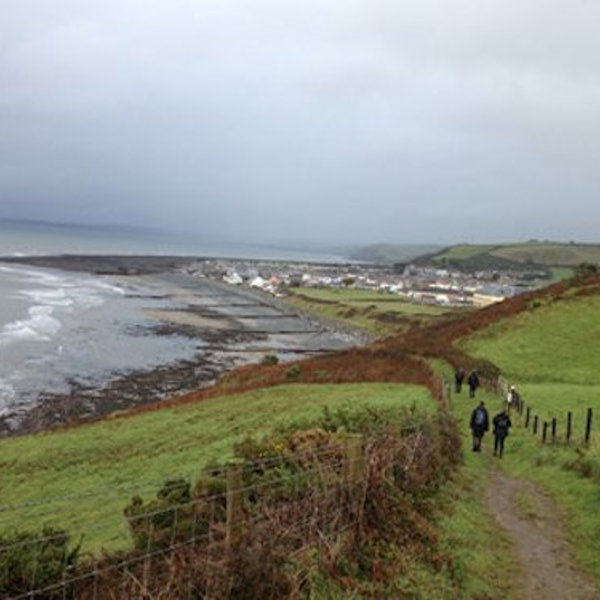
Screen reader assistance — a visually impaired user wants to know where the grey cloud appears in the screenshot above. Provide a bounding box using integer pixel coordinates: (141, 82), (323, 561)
(1, 0), (600, 245)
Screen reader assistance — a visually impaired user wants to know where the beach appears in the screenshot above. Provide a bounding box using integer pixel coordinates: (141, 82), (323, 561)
(0, 255), (361, 436)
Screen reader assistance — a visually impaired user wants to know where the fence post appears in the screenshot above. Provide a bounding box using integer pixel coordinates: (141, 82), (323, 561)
(226, 460), (245, 551)
(344, 434), (365, 486)
(440, 376), (450, 409)
(525, 407), (531, 428)
(343, 434), (365, 545)
(567, 412), (572, 443)
(533, 415), (538, 435)
(585, 408), (593, 444)
(542, 421), (548, 444)
(551, 418), (557, 444)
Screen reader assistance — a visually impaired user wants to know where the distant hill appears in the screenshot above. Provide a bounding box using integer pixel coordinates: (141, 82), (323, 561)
(348, 243), (442, 263)
(412, 241), (600, 273)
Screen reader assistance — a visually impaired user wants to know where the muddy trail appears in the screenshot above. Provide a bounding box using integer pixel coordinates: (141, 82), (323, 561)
(485, 469), (599, 599)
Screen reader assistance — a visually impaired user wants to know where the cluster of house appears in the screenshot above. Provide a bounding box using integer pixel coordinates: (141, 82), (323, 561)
(185, 259), (542, 308)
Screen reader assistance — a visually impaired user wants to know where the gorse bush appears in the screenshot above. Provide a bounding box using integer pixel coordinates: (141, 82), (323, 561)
(116, 405), (462, 598)
(0, 527), (80, 598)
(260, 354), (279, 366)
(124, 475), (227, 552)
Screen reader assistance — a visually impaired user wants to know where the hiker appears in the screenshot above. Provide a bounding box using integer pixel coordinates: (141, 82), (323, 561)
(492, 409), (512, 458)
(470, 401), (489, 452)
(506, 385), (518, 412)
(454, 367), (466, 393)
(467, 370), (480, 398)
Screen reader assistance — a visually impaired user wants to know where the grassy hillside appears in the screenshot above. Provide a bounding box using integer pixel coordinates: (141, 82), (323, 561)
(425, 241), (600, 273)
(347, 243), (441, 263)
(433, 244), (498, 261)
(5, 271), (600, 595)
(0, 383), (434, 554)
(462, 295), (600, 384)
(462, 292), (600, 442)
(490, 243), (600, 266)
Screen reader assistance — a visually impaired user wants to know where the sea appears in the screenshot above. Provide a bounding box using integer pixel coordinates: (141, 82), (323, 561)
(0, 221), (347, 423)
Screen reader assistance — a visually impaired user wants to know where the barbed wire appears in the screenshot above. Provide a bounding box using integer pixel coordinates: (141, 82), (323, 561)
(1, 428), (434, 600)
(5, 480), (360, 600)
(0, 455), (367, 554)
(0, 443), (354, 517)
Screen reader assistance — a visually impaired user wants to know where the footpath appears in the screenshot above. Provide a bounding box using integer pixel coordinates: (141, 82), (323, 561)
(485, 466), (598, 599)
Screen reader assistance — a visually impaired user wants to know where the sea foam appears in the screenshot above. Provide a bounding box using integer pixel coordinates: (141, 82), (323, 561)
(0, 268), (113, 346)
(0, 305), (62, 343)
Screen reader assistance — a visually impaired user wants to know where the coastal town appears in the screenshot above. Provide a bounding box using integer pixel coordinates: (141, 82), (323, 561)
(183, 257), (549, 308)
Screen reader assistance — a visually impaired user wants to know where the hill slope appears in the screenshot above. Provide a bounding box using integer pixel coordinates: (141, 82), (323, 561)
(0, 383), (434, 554)
(418, 241), (600, 273)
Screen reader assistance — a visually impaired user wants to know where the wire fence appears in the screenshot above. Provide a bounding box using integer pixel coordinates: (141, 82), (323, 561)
(496, 376), (597, 446)
(1, 426), (441, 600)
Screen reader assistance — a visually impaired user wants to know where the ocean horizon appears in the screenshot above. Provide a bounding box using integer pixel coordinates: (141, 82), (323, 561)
(0, 220), (348, 263)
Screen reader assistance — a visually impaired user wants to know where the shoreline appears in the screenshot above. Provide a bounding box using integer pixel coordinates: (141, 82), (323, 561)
(0, 253), (362, 274)
(0, 255), (364, 437)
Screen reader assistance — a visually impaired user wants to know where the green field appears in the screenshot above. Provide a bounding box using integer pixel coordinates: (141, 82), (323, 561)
(461, 293), (600, 448)
(549, 267), (575, 281)
(490, 243), (600, 266)
(462, 295), (600, 385)
(288, 287), (452, 336)
(427, 241), (600, 271)
(295, 288), (450, 315)
(0, 383), (435, 554)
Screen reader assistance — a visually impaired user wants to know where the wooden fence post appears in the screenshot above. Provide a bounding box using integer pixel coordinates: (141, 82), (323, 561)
(440, 376), (450, 409)
(542, 421), (548, 444)
(551, 418), (557, 444)
(533, 415), (538, 435)
(226, 460), (245, 551)
(525, 407), (531, 428)
(343, 434), (365, 545)
(585, 408), (593, 444)
(567, 412), (572, 443)
(344, 434), (365, 487)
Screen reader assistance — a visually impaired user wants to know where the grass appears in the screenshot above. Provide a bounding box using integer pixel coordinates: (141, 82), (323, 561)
(432, 360), (520, 599)
(490, 243), (600, 266)
(474, 397), (600, 583)
(296, 287), (449, 314)
(462, 295), (600, 385)
(0, 383), (435, 555)
(287, 287), (452, 336)
(550, 267), (575, 281)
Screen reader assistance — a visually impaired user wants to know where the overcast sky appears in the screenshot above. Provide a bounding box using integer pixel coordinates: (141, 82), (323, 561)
(1, 0), (600, 246)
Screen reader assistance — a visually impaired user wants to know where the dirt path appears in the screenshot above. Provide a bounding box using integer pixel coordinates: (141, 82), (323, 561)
(485, 469), (599, 599)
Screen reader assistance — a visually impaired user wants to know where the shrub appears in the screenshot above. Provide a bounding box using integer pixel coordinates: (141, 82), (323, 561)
(261, 354), (279, 366)
(285, 364), (301, 379)
(0, 527), (80, 598)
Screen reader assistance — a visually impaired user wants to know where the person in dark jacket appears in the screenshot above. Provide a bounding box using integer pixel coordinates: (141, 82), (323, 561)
(467, 370), (480, 398)
(454, 368), (466, 393)
(470, 401), (489, 452)
(492, 409), (512, 458)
